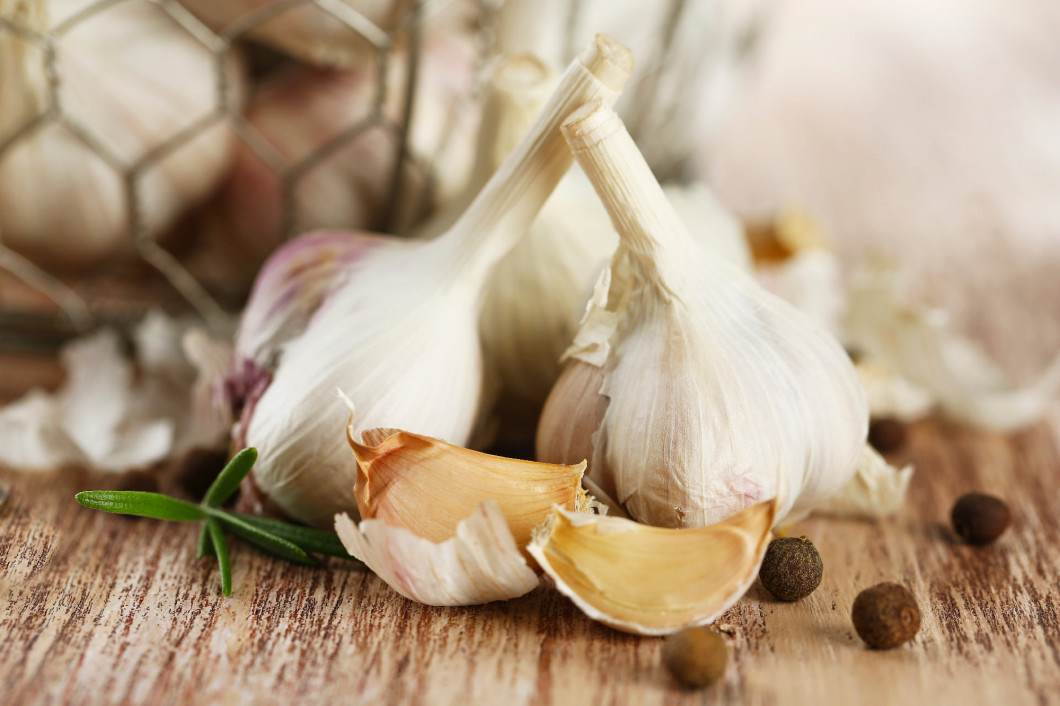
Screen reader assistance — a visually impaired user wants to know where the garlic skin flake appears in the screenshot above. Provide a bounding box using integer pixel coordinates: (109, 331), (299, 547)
(241, 36), (634, 528)
(335, 500), (540, 606)
(350, 424), (588, 549)
(527, 500), (776, 635)
(538, 101), (869, 528)
(855, 358), (934, 422)
(816, 445), (913, 520)
(845, 260), (1060, 432)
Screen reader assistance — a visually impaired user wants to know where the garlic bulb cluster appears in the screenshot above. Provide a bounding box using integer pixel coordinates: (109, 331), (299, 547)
(0, 0), (243, 271)
(538, 100), (870, 528)
(237, 36), (634, 528)
(184, 31), (477, 293)
(424, 56), (750, 426)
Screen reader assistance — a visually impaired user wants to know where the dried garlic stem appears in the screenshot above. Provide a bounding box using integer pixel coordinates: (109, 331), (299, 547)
(429, 35), (633, 285)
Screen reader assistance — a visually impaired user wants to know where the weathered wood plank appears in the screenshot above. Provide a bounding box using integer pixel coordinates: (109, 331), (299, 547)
(1, 409), (1058, 705)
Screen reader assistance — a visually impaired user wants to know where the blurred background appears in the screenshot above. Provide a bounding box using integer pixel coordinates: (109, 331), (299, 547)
(1, 0), (1058, 375)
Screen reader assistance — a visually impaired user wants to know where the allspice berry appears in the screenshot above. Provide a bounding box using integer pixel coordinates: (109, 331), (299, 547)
(868, 418), (907, 454)
(758, 536), (823, 601)
(851, 583), (921, 649)
(951, 492), (1010, 545)
(662, 627), (729, 688)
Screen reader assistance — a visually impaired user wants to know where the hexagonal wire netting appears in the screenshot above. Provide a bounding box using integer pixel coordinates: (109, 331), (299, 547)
(0, 0), (697, 352)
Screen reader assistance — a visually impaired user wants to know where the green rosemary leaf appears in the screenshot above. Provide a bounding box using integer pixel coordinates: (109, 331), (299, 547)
(206, 518), (231, 596)
(197, 524), (214, 559)
(229, 513), (358, 561)
(232, 529), (319, 566)
(75, 491), (205, 521)
(202, 447), (258, 508)
(209, 509), (311, 563)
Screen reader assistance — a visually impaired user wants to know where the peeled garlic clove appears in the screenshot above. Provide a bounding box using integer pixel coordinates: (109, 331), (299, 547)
(816, 445), (913, 520)
(1, 0), (244, 271)
(349, 423), (587, 548)
(846, 260), (1060, 432)
(242, 36), (634, 528)
(527, 500), (776, 635)
(538, 100), (868, 528)
(336, 499), (539, 606)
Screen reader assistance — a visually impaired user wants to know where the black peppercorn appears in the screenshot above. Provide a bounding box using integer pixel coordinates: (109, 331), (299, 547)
(851, 582), (921, 649)
(951, 492), (1010, 545)
(662, 627), (728, 688)
(868, 418), (907, 454)
(758, 536), (823, 601)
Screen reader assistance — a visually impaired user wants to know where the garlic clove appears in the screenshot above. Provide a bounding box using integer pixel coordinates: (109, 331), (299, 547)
(537, 100), (868, 528)
(348, 422), (589, 549)
(816, 445), (913, 520)
(527, 499), (777, 635)
(846, 260), (1060, 432)
(335, 499), (540, 606)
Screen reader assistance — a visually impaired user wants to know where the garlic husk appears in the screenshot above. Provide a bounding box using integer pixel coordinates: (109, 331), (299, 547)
(335, 499), (540, 606)
(538, 100), (868, 528)
(241, 35), (634, 528)
(0, 0), (244, 271)
(845, 260), (1060, 432)
(0, 311), (230, 472)
(183, 32), (477, 294)
(527, 499), (776, 635)
(349, 422), (588, 550)
(816, 445), (913, 520)
(855, 357), (935, 422)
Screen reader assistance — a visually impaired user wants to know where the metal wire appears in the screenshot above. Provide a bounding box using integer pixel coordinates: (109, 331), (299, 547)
(0, 0), (498, 347)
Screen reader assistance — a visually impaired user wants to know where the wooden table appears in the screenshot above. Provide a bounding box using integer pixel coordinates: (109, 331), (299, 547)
(1, 319), (1059, 705)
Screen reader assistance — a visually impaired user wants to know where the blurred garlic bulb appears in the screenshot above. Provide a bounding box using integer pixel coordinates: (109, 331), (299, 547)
(239, 36), (634, 528)
(528, 500), (776, 635)
(185, 32), (476, 294)
(537, 100), (869, 528)
(178, 0), (475, 68)
(0, 0), (243, 271)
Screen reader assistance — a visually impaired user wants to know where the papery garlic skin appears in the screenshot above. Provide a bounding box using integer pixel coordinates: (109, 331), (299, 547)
(538, 101), (868, 528)
(349, 423), (587, 550)
(0, 0), (243, 271)
(816, 445), (913, 520)
(336, 499), (539, 606)
(241, 36), (634, 528)
(527, 500), (776, 635)
(845, 260), (1060, 432)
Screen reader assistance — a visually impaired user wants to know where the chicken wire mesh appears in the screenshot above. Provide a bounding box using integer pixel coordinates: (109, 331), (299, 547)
(0, 0), (711, 353)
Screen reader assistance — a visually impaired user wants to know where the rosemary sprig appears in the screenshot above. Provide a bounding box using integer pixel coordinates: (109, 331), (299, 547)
(75, 447), (361, 596)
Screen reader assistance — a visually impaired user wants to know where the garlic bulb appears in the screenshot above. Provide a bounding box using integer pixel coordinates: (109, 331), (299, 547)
(816, 445), (913, 520)
(527, 500), (776, 635)
(240, 35), (634, 528)
(538, 100), (869, 528)
(0, 0), (243, 271)
(845, 260), (1060, 432)
(177, 0), (475, 69)
(184, 32), (477, 293)
(336, 500), (540, 606)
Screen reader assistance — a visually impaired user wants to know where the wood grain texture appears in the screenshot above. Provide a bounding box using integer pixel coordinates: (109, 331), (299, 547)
(1, 408), (1058, 704)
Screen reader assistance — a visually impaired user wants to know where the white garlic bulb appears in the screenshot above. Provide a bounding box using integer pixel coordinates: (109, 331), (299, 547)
(0, 0), (243, 271)
(239, 36), (634, 528)
(538, 100), (869, 528)
(184, 32), (477, 294)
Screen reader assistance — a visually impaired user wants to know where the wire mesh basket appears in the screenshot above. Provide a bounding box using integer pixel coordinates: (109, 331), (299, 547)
(0, 0), (731, 353)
